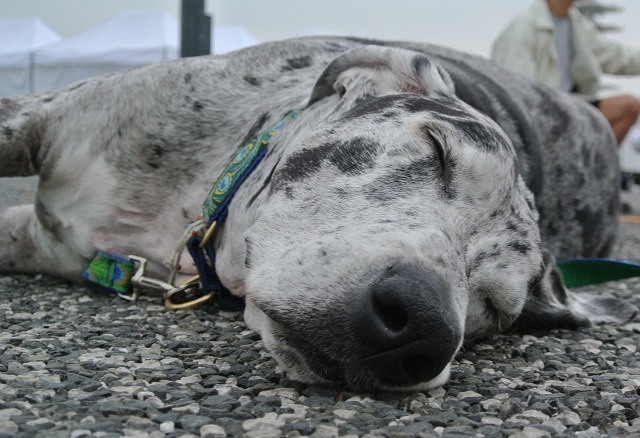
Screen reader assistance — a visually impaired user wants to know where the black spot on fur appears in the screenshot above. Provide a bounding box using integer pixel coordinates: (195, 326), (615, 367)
(469, 247), (503, 272)
(341, 94), (470, 123)
(534, 89), (572, 141)
(248, 159), (280, 207)
(340, 95), (403, 121)
(504, 220), (530, 240)
(35, 197), (62, 241)
(146, 144), (165, 169)
(364, 158), (441, 203)
(452, 119), (503, 150)
(505, 221), (518, 232)
(508, 240), (531, 255)
(400, 96), (468, 118)
(42, 96), (55, 103)
(284, 186), (294, 199)
(282, 56), (312, 71)
(184, 73), (193, 84)
(240, 113), (270, 147)
(274, 137), (380, 188)
(412, 55), (432, 77)
(353, 94), (375, 107)
(192, 101), (204, 112)
(3, 126), (13, 140)
(381, 110), (400, 119)
(243, 75), (261, 86)
(333, 187), (348, 199)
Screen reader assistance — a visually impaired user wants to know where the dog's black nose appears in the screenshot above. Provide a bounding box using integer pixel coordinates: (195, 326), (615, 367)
(352, 265), (461, 386)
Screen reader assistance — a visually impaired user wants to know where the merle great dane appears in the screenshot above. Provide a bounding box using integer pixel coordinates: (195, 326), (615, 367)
(0, 37), (637, 391)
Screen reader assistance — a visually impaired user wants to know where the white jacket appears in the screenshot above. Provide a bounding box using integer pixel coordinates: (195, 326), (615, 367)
(491, 0), (640, 99)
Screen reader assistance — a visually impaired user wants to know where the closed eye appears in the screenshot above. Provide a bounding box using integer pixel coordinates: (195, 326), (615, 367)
(422, 127), (447, 174)
(420, 124), (456, 199)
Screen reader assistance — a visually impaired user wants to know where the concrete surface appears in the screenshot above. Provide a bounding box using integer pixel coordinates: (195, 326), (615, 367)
(0, 176), (38, 208)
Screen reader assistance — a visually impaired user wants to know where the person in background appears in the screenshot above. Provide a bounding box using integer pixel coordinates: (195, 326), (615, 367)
(491, 0), (640, 144)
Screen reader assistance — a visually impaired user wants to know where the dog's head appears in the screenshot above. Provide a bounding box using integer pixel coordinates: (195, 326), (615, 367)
(240, 46), (635, 391)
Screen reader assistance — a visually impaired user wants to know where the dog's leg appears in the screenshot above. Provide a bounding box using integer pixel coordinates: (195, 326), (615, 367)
(0, 204), (86, 280)
(1, 95), (88, 280)
(0, 96), (41, 178)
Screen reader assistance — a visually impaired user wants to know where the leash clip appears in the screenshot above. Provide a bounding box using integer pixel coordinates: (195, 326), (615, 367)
(128, 255), (174, 301)
(130, 256), (215, 310)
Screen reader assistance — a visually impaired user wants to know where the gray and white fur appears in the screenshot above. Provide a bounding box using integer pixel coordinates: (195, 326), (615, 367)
(0, 37), (635, 392)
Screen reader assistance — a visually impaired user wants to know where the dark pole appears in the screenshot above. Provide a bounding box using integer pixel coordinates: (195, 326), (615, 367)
(180, 0), (212, 57)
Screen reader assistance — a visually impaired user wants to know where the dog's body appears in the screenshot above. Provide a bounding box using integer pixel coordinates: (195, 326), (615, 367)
(0, 37), (635, 391)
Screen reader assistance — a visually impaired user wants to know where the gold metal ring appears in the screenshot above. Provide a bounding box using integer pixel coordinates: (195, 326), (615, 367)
(198, 221), (217, 248)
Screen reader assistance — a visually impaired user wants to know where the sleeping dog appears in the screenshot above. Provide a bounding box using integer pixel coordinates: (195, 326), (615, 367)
(0, 36), (635, 391)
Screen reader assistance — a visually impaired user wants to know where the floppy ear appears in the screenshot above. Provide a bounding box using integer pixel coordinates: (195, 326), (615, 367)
(308, 45), (455, 106)
(511, 250), (638, 331)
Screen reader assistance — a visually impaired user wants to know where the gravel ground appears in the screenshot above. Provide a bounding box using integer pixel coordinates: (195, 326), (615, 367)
(0, 190), (639, 437)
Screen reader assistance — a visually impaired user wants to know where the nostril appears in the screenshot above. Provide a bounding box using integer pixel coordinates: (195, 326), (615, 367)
(372, 293), (408, 332)
(352, 266), (462, 387)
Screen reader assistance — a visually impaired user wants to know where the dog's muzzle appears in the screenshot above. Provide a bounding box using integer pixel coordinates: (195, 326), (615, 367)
(350, 265), (462, 386)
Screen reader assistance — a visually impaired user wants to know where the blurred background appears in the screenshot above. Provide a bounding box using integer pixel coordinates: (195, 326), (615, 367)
(2, 0), (640, 95)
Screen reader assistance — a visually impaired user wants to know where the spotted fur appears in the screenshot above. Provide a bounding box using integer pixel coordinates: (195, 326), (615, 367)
(0, 37), (636, 391)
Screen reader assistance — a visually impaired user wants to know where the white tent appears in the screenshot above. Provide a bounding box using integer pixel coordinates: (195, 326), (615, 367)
(0, 18), (61, 97)
(213, 25), (259, 54)
(298, 27), (344, 37)
(33, 11), (179, 93)
(30, 11), (259, 94)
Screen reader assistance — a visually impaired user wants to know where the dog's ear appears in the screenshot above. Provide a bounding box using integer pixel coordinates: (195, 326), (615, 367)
(511, 250), (638, 331)
(308, 45), (455, 106)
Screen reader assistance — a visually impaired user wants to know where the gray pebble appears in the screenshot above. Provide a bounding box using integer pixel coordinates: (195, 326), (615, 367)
(0, 223), (639, 437)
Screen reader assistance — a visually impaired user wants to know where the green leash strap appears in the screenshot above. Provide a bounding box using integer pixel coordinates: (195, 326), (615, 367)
(82, 253), (640, 293)
(82, 251), (136, 295)
(556, 258), (640, 288)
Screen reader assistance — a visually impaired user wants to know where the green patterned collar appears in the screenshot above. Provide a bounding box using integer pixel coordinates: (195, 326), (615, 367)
(83, 110), (302, 311)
